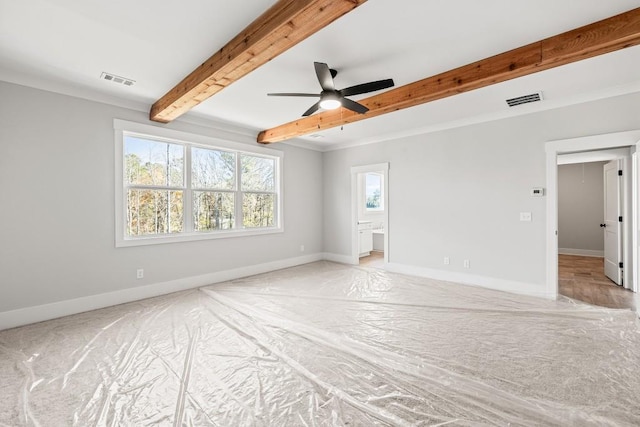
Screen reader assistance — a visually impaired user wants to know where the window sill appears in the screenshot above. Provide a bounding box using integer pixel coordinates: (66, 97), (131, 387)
(116, 227), (284, 248)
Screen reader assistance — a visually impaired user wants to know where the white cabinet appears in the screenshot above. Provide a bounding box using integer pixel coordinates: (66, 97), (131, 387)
(358, 222), (373, 257)
(372, 229), (384, 251)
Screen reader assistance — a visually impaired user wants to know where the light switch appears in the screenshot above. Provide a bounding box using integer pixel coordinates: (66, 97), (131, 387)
(530, 187), (545, 197)
(520, 212), (532, 222)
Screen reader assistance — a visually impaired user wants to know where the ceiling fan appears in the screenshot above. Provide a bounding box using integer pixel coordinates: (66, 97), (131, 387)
(268, 62), (394, 117)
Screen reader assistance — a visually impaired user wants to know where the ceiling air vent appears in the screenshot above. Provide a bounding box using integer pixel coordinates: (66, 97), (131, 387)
(506, 91), (543, 107)
(100, 72), (135, 87)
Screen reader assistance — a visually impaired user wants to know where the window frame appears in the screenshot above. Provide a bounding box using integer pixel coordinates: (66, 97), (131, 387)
(115, 119), (283, 247)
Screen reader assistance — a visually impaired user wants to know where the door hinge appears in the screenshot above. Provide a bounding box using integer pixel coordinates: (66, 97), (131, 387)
(619, 216), (623, 222)
(618, 170), (623, 176)
(619, 262), (624, 268)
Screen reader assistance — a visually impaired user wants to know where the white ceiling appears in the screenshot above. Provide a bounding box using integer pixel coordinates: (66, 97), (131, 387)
(1, 0), (639, 150)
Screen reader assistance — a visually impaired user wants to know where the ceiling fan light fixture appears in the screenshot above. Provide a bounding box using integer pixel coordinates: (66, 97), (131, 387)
(268, 62), (394, 117)
(319, 98), (341, 110)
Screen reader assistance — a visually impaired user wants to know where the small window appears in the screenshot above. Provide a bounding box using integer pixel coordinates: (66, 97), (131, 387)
(192, 147), (235, 190)
(365, 172), (384, 211)
(124, 137), (184, 236)
(115, 120), (283, 247)
(241, 154), (276, 228)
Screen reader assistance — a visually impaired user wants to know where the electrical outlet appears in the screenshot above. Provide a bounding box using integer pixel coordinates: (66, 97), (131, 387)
(300, 245), (305, 252)
(463, 259), (470, 269)
(136, 269), (144, 279)
(520, 212), (532, 222)
(444, 257), (450, 265)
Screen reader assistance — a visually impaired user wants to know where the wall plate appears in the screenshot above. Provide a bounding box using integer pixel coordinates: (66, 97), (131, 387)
(531, 187), (545, 197)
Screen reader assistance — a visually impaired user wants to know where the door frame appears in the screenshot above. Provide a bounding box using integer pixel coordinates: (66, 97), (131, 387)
(546, 130), (640, 297)
(633, 151), (639, 292)
(351, 163), (389, 265)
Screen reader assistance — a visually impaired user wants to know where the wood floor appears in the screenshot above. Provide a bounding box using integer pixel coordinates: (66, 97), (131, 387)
(558, 254), (636, 311)
(359, 251), (384, 268)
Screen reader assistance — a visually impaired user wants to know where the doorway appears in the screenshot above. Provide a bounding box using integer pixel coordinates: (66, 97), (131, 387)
(556, 157), (635, 309)
(351, 163), (389, 267)
(546, 130), (640, 306)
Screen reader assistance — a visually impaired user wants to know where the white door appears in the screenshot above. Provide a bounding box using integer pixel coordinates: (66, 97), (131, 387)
(603, 160), (622, 285)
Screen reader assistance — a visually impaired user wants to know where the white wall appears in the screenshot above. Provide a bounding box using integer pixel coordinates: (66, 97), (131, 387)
(323, 92), (640, 297)
(558, 162), (606, 255)
(0, 82), (323, 315)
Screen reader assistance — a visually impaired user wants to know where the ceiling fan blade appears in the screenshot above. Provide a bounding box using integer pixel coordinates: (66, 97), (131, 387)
(302, 101), (322, 117)
(314, 62), (335, 91)
(341, 98), (369, 114)
(340, 79), (395, 97)
(267, 93), (320, 97)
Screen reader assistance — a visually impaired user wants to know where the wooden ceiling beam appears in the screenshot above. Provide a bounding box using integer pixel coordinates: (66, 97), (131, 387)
(257, 7), (640, 143)
(150, 0), (367, 123)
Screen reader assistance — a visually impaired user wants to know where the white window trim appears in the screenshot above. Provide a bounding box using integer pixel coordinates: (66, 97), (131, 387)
(114, 119), (284, 247)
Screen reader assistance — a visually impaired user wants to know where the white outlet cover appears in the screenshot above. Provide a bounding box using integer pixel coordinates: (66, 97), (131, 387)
(520, 212), (532, 222)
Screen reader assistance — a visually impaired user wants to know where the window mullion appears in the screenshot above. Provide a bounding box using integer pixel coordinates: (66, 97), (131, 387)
(235, 154), (243, 229)
(242, 190), (276, 195)
(184, 145), (193, 232)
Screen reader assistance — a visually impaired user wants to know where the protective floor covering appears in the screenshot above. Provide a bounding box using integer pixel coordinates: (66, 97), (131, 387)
(1, 261), (639, 426)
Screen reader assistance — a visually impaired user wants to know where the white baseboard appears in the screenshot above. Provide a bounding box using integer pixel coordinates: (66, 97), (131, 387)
(384, 262), (554, 300)
(322, 252), (357, 265)
(0, 253), (557, 330)
(558, 248), (604, 257)
(0, 253), (324, 331)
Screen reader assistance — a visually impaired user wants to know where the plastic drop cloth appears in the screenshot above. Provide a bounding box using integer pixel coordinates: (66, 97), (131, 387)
(1, 261), (639, 426)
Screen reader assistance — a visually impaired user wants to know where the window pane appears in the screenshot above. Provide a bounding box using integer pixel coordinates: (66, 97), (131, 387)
(124, 136), (183, 187)
(126, 190), (183, 236)
(192, 147), (236, 190)
(366, 173), (383, 210)
(242, 193), (274, 228)
(193, 191), (235, 231)
(241, 155), (275, 192)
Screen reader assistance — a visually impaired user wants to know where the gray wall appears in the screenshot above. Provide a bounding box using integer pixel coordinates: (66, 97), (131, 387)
(558, 162), (606, 252)
(2, 79), (640, 312)
(323, 92), (640, 290)
(0, 82), (323, 312)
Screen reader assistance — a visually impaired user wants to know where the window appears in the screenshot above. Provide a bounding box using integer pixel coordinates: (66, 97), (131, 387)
(365, 172), (384, 211)
(241, 154), (276, 228)
(115, 120), (282, 246)
(125, 137), (185, 236)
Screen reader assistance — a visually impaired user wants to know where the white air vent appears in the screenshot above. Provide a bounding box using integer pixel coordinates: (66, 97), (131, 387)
(506, 91), (543, 107)
(100, 72), (135, 87)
